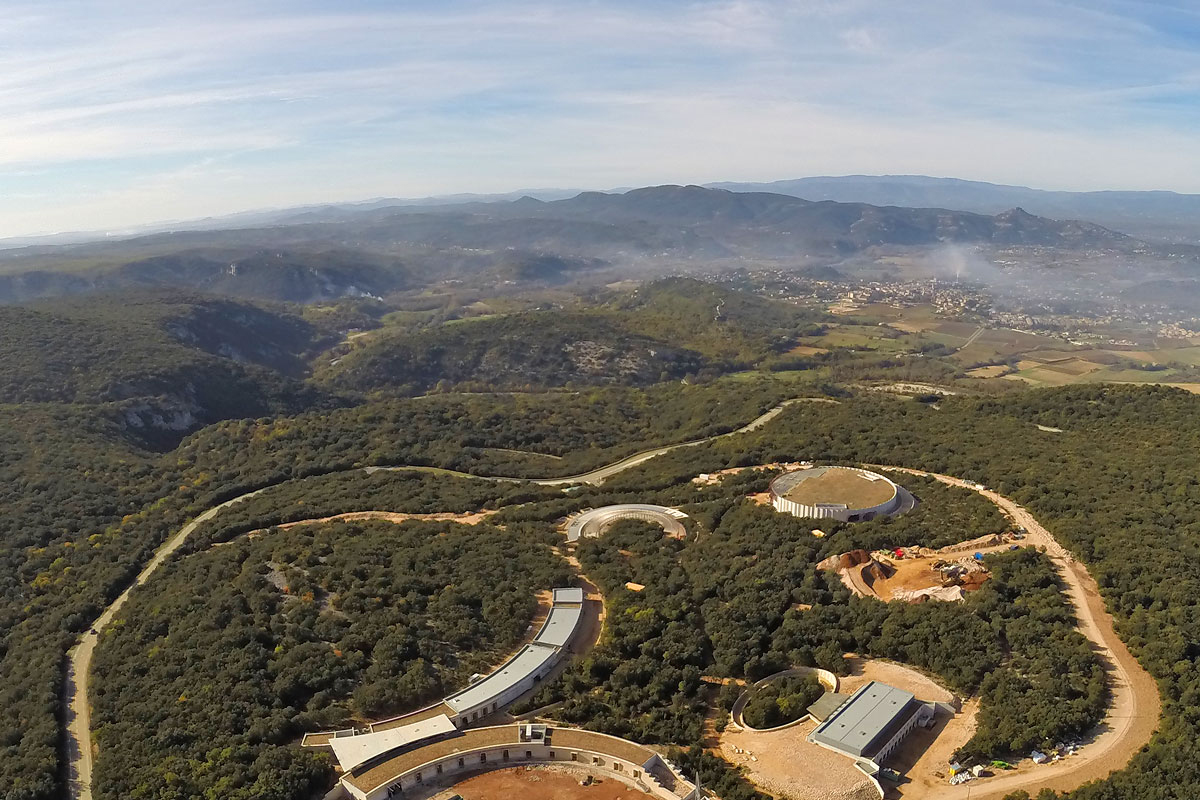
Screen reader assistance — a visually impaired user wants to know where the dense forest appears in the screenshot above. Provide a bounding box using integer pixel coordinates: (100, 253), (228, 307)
(0, 295), (327, 431)
(6, 276), (1200, 800)
(515, 494), (1100, 765)
(0, 367), (792, 800)
(601, 385), (1200, 798)
(89, 519), (570, 800)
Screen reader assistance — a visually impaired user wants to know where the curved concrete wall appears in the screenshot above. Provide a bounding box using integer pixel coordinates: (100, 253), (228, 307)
(348, 728), (697, 800)
(769, 467), (901, 523)
(566, 504), (688, 543)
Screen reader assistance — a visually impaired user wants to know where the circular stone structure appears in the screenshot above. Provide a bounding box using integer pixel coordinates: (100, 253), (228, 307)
(565, 504), (689, 543)
(769, 466), (906, 522)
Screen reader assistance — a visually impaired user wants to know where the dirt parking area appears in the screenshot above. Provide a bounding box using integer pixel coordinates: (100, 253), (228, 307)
(838, 658), (956, 704)
(428, 766), (655, 800)
(719, 717), (878, 800)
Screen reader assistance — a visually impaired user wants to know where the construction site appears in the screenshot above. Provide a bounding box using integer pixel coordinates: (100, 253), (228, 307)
(822, 531), (1029, 603)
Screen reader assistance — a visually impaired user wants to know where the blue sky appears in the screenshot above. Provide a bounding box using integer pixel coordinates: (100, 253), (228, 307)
(2, 0), (1200, 237)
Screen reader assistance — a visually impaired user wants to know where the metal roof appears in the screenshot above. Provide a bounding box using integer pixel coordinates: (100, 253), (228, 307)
(806, 691), (849, 722)
(552, 587), (585, 604)
(809, 681), (916, 758)
(443, 644), (558, 713)
(328, 713), (457, 772)
(534, 604), (583, 648)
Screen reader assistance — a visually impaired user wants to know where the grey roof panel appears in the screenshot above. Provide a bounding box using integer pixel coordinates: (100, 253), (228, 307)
(443, 644), (558, 713)
(809, 681), (916, 758)
(552, 587), (585, 604)
(534, 604), (583, 648)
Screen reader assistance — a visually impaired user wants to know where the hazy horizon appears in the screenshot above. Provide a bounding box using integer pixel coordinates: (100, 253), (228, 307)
(4, 1), (1200, 238)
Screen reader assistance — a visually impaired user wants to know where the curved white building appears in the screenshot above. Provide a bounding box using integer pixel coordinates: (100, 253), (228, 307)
(304, 587), (587, 763)
(769, 466), (906, 523)
(565, 504), (688, 543)
(340, 723), (700, 800)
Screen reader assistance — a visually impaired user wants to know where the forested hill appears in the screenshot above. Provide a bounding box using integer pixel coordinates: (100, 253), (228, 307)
(707, 174), (1200, 243)
(0, 294), (331, 445)
(317, 278), (821, 394)
(0, 379), (796, 800)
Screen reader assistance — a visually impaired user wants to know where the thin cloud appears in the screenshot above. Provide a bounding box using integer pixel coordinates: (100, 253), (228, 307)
(0, 0), (1198, 236)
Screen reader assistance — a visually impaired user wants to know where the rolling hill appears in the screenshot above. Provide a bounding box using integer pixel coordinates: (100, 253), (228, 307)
(0, 186), (1140, 304)
(707, 175), (1200, 243)
(0, 294), (332, 445)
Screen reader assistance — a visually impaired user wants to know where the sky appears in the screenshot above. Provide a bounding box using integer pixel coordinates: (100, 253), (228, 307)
(2, 0), (1200, 237)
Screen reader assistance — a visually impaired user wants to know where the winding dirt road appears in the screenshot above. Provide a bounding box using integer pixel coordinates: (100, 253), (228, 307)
(64, 489), (266, 800)
(62, 398), (1157, 800)
(62, 397), (816, 799)
(875, 467), (1161, 800)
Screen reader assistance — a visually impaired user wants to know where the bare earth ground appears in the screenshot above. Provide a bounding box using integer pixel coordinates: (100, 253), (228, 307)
(719, 717), (879, 800)
(868, 558), (953, 601)
(424, 766), (655, 800)
(255, 509), (498, 534)
(838, 659), (956, 704)
(873, 467), (1162, 800)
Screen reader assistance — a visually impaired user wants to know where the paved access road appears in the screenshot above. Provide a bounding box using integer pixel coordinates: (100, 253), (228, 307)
(65, 490), (266, 800)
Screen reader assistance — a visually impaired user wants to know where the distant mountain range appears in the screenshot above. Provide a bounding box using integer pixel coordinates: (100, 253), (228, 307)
(706, 175), (1200, 243)
(0, 185), (1149, 304)
(9, 174), (1200, 254)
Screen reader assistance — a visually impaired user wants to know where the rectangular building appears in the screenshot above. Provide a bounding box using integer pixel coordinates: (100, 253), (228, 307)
(807, 681), (932, 765)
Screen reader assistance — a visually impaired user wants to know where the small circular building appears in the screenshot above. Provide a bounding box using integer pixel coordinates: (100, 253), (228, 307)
(769, 466), (905, 522)
(565, 504), (689, 543)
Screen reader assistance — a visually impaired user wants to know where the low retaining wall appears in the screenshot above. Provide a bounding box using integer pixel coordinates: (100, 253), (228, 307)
(730, 666), (839, 732)
(342, 726), (697, 800)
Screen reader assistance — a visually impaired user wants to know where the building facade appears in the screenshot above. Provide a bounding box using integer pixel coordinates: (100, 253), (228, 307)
(807, 681), (934, 767)
(341, 724), (700, 800)
(769, 467), (903, 523)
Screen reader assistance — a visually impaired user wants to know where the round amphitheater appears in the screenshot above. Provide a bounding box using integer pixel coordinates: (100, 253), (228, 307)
(565, 505), (689, 543)
(769, 466), (909, 522)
